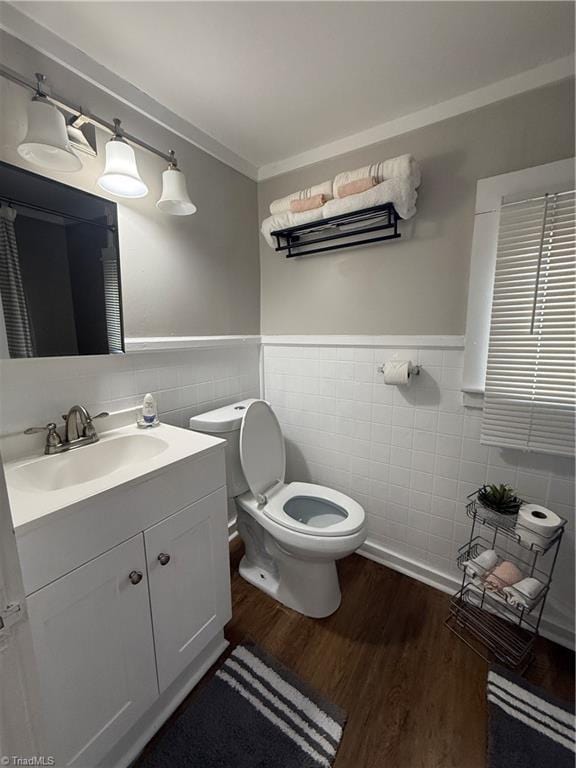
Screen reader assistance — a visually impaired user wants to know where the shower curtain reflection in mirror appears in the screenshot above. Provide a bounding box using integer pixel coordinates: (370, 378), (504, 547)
(0, 205), (35, 358)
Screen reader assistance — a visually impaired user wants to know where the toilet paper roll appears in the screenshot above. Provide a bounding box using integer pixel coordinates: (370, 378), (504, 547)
(516, 504), (562, 538)
(383, 360), (412, 385)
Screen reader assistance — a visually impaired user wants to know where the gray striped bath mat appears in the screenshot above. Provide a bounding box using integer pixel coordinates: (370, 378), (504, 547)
(488, 665), (575, 768)
(136, 643), (346, 767)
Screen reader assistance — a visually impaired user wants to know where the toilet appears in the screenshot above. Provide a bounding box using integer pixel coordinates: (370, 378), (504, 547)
(189, 399), (366, 618)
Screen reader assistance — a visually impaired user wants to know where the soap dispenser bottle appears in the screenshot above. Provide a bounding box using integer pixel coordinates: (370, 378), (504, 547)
(138, 393), (159, 428)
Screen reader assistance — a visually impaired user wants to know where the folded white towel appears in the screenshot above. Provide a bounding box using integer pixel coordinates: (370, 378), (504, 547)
(333, 154), (421, 198)
(503, 577), (545, 610)
(462, 549), (498, 582)
(261, 208), (324, 249)
(322, 177), (418, 221)
(269, 180), (333, 216)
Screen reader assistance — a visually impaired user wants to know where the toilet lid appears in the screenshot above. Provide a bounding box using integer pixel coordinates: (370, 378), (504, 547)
(239, 400), (286, 499)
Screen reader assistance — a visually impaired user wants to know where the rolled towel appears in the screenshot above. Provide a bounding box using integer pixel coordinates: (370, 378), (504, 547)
(269, 180), (333, 215)
(337, 177), (377, 198)
(333, 154), (421, 198)
(462, 549), (498, 581)
(323, 177), (418, 221)
(290, 194), (326, 213)
(503, 577), (545, 610)
(484, 561), (523, 592)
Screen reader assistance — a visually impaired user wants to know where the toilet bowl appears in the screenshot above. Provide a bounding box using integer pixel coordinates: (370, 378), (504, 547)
(190, 399), (366, 618)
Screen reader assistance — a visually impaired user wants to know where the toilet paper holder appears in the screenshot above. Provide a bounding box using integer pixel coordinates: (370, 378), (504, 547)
(377, 362), (422, 376)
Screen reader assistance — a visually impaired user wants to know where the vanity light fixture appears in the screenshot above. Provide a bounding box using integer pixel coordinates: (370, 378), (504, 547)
(97, 119), (149, 199)
(4, 67), (196, 214)
(156, 151), (197, 216)
(17, 73), (82, 172)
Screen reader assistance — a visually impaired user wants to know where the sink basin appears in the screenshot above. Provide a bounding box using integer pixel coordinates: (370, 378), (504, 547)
(3, 421), (226, 535)
(12, 433), (170, 492)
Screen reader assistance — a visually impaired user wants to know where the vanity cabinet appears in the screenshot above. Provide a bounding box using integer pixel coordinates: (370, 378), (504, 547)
(26, 533), (158, 768)
(18, 441), (231, 768)
(145, 487), (231, 692)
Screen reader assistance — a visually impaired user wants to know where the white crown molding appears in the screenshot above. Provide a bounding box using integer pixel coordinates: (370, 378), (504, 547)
(258, 55), (575, 181)
(0, 2), (259, 180)
(260, 334), (464, 348)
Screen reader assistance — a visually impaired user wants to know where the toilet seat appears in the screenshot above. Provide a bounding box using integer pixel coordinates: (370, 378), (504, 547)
(239, 401), (364, 538)
(263, 482), (365, 537)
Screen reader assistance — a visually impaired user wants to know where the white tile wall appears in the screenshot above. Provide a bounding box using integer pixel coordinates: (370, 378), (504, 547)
(1, 339), (573, 638)
(262, 342), (575, 630)
(0, 344), (260, 436)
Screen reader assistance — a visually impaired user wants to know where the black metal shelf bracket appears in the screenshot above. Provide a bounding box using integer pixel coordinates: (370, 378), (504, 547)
(270, 203), (401, 258)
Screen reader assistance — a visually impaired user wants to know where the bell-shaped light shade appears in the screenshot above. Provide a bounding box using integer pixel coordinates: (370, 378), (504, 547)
(157, 167), (196, 215)
(17, 97), (82, 172)
(97, 140), (148, 198)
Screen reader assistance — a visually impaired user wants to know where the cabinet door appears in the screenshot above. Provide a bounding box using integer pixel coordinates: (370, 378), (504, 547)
(26, 534), (158, 767)
(145, 487), (232, 692)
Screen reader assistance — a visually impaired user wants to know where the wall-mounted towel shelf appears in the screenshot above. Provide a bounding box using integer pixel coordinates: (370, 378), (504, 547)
(270, 203), (401, 258)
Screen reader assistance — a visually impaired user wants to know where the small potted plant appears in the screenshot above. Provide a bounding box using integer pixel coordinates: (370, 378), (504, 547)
(475, 483), (523, 519)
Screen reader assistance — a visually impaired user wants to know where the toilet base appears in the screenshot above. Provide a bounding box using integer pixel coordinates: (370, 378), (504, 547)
(238, 551), (341, 619)
(236, 505), (343, 618)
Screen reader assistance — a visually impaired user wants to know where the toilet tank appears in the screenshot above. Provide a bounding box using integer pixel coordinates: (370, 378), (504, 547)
(189, 399), (257, 501)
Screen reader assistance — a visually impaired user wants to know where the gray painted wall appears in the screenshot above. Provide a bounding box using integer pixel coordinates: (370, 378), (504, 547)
(0, 30), (260, 339)
(1, 27), (573, 342)
(258, 79), (574, 335)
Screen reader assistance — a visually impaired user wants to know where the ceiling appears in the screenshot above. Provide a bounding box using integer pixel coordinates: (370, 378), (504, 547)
(11, 1), (576, 174)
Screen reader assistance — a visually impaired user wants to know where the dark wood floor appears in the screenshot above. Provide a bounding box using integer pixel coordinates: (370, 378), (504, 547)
(140, 541), (574, 768)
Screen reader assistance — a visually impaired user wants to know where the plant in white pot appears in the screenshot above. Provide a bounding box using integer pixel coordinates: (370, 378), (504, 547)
(476, 483), (523, 517)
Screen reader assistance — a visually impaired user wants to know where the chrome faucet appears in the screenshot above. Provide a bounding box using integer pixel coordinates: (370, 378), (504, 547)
(64, 404), (93, 442)
(25, 405), (109, 455)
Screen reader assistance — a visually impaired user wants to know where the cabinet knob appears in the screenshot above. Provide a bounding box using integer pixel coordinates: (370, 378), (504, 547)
(129, 570), (143, 585)
(157, 553), (171, 566)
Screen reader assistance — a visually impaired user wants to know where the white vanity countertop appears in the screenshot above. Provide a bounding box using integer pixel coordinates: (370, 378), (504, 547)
(4, 422), (225, 534)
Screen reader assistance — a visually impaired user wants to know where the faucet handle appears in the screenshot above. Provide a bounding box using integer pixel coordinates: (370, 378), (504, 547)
(63, 411), (109, 422)
(84, 411), (109, 439)
(24, 423), (62, 448)
(24, 422), (58, 435)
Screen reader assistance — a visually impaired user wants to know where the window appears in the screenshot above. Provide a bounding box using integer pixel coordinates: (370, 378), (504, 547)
(462, 158), (575, 456)
(481, 189), (575, 456)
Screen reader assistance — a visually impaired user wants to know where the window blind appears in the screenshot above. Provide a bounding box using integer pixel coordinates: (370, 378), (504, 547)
(481, 189), (576, 456)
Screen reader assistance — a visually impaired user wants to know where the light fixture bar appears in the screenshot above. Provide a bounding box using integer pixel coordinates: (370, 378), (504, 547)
(0, 63), (173, 164)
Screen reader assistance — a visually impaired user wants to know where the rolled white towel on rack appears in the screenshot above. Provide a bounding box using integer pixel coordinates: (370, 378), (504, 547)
(322, 176), (418, 221)
(333, 154), (421, 198)
(503, 577), (545, 610)
(462, 549), (498, 582)
(269, 180), (333, 215)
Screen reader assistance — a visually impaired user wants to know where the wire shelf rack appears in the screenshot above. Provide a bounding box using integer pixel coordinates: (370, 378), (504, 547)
(446, 499), (565, 670)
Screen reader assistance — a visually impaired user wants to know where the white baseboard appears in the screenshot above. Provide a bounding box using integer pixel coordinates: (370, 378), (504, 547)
(358, 538), (575, 651)
(359, 539), (460, 596)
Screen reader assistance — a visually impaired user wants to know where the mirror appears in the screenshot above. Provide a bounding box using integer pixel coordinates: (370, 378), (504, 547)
(0, 161), (124, 358)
